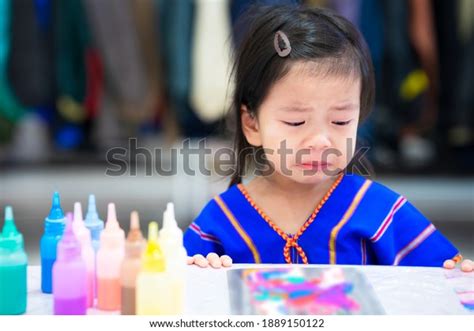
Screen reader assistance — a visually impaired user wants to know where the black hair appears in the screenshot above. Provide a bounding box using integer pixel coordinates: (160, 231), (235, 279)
(229, 5), (375, 187)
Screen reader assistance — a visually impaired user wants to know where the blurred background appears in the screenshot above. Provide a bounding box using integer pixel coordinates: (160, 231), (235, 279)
(0, 0), (472, 264)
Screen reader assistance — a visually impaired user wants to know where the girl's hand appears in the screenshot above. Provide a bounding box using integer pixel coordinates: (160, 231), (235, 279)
(187, 253), (233, 268)
(443, 257), (473, 272)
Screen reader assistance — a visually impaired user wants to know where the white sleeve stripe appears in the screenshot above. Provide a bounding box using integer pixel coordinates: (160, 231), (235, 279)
(393, 224), (436, 266)
(370, 196), (407, 243)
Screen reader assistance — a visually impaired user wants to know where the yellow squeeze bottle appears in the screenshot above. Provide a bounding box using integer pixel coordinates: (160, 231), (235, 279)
(136, 222), (177, 315)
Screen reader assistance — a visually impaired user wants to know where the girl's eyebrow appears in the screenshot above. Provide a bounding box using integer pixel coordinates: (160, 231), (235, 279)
(278, 106), (314, 112)
(278, 103), (359, 112)
(330, 103), (359, 111)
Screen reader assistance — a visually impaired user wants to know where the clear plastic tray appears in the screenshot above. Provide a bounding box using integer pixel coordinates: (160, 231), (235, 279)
(228, 266), (385, 315)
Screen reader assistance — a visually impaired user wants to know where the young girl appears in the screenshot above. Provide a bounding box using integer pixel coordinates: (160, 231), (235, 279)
(183, 5), (473, 272)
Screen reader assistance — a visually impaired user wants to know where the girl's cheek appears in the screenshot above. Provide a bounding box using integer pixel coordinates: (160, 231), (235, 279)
(332, 126), (357, 151)
(261, 123), (285, 143)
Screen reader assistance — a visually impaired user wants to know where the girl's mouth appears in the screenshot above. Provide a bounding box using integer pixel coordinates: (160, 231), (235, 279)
(295, 161), (330, 171)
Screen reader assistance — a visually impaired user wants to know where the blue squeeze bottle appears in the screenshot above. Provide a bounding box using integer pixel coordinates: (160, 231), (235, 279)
(40, 192), (66, 293)
(84, 195), (104, 253)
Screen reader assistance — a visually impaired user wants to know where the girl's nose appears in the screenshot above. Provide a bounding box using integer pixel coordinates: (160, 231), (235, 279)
(304, 132), (331, 151)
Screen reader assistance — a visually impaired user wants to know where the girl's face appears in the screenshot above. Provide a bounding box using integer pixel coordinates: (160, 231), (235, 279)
(242, 62), (361, 185)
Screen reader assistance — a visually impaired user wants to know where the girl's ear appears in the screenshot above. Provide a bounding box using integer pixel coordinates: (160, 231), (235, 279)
(241, 105), (262, 147)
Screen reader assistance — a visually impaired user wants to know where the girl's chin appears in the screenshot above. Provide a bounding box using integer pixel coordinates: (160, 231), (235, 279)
(291, 175), (331, 185)
(280, 170), (338, 185)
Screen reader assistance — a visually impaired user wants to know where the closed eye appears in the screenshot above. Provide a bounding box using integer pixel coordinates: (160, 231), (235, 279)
(282, 121), (305, 127)
(332, 120), (352, 126)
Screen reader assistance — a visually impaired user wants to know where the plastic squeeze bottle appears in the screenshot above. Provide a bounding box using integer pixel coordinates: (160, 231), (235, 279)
(52, 213), (88, 315)
(72, 202), (95, 307)
(137, 221), (181, 315)
(120, 211), (146, 315)
(40, 191), (66, 293)
(159, 203), (187, 314)
(0, 206), (28, 315)
(136, 222), (164, 315)
(84, 194), (104, 253)
(96, 203), (125, 311)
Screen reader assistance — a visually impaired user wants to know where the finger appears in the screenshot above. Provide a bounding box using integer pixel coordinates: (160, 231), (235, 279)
(461, 259), (473, 272)
(207, 253), (222, 269)
(443, 259), (456, 269)
(220, 255), (233, 267)
(193, 254), (209, 268)
(187, 256), (195, 265)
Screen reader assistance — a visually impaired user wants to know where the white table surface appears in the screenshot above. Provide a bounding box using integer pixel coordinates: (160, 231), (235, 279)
(25, 264), (472, 315)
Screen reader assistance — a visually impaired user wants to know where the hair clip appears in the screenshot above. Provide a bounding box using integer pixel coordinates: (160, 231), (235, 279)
(274, 30), (292, 57)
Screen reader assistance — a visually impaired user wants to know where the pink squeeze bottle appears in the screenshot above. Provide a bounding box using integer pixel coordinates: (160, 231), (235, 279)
(52, 213), (88, 315)
(97, 203), (125, 311)
(72, 202), (95, 308)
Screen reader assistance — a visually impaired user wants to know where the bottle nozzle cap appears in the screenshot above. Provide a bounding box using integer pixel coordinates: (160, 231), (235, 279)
(53, 191), (60, 206)
(73, 202), (92, 244)
(142, 221), (164, 272)
(5, 206), (13, 223)
(86, 194), (98, 219)
(47, 191), (65, 221)
(127, 211), (144, 242)
(167, 202), (174, 216)
(84, 195), (104, 232)
(57, 213), (81, 260)
(163, 202), (178, 228)
(0, 206), (24, 251)
(99, 203), (124, 248)
(73, 202), (83, 223)
(130, 211), (139, 230)
(2, 206), (19, 237)
(148, 221), (159, 242)
(106, 203), (119, 229)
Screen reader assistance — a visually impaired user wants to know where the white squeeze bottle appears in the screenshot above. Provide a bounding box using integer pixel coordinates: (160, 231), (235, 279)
(160, 203), (187, 270)
(159, 203), (187, 314)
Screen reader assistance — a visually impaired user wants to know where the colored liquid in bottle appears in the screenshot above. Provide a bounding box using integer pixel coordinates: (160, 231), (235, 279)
(54, 296), (87, 315)
(86, 272), (94, 307)
(41, 257), (55, 293)
(97, 278), (121, 311)
(0, 264), (27, 315)
(121, 286), (136, 315)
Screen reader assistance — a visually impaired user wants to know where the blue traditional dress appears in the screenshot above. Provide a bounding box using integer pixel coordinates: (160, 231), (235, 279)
(184, 174), (460, 266)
